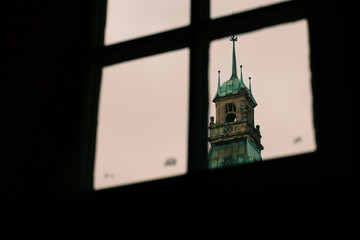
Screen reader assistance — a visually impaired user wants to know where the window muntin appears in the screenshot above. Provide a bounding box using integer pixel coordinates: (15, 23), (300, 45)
(105, 0), (190, 45)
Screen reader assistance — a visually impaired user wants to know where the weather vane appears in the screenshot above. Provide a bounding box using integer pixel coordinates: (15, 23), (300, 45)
(230, 35), (238, 42)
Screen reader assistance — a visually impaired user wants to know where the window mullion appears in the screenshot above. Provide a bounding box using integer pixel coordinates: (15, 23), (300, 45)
(98, 27), (191, 67)
(188, 0), (210, 172)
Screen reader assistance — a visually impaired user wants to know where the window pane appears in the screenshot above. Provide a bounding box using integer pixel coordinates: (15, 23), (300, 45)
(211, 0), (290, 19)
(94, 49), (189, 190)
(208, 20), (316, 167)
(105, 0), (190, 45)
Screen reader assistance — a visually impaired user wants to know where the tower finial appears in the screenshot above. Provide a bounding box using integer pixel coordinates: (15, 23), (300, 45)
(249, 77), (252, 94)
(229, 35), (238, 80)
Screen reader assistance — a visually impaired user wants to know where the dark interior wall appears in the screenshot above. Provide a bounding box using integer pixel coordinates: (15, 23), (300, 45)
(308, 1), (358, 157)
(1, 0), (359, 236)
(1, 1), (94, 193)
(311, 1), (360, 195)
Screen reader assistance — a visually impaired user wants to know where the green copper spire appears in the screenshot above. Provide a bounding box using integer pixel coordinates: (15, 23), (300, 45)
(212, 36), (257, 106)
(229, 35), (238, 80)
(249, 77), (252, 94)
(217, 70), (221, 95)
(240, 65), (244, 87)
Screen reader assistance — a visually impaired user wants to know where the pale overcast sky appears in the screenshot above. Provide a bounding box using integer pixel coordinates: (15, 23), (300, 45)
(95, 0), (315, 190)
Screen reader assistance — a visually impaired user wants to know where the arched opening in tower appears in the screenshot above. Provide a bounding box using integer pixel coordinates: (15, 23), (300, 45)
(225, 103), (236, 113)
(225, 113), (236, 123)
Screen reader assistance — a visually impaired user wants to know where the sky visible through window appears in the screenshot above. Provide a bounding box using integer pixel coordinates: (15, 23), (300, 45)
(105, 0), (190, 45)
(211, 0), (289, 19)
(94, 49), (189, 190)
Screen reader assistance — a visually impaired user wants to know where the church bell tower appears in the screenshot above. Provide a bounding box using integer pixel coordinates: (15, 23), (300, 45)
(208, 35), (264, 169)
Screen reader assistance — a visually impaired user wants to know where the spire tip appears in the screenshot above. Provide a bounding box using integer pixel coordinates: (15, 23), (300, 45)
(229, 35), (238, 42)
(229, 36), (238, 79)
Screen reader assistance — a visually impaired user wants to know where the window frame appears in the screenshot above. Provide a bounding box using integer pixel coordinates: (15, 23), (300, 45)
(80, 0), (348, 202)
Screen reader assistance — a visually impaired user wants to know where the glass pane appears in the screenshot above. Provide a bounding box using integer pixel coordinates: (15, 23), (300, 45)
(94, 49), (189, 190)
(211, 0), (290, 19)
(208, 20), (315, 168)
(105, 0), (190, 45)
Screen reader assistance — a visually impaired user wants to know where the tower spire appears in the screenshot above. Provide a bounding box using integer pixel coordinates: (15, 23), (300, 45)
(249, 77), (252, 94)
(229, 35), (238, 79)
(240, 65), (244, 87)
(217, 70), (221, 95)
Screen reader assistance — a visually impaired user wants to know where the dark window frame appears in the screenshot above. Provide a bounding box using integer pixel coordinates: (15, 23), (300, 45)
(79, 0), (356, 210)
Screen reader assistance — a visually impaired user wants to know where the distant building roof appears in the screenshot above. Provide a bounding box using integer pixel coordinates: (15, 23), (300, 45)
(213, 67), (257, 106)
